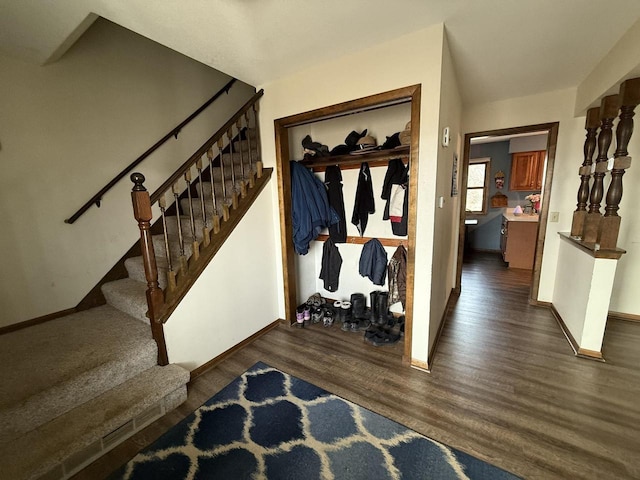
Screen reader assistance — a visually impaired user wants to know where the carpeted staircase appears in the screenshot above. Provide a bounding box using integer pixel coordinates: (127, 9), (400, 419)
(0, 134), (262, 480)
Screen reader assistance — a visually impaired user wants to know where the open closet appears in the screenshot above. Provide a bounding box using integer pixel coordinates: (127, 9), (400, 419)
(274, 85), (421, 364)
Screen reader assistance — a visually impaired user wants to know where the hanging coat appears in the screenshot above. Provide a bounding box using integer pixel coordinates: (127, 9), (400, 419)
(359, 238), (388, 286)
(388, 244), (407, 309)
(290, 161), (340, 255)
(319, 238), (342, 292)
(381, 159), (409, 236)
(351, 162), (375, 236)
(325, 165), (347, 243)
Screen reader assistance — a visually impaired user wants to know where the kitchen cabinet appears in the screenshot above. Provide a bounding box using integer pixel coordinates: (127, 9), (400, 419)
(510, 150), (545, 191)
(501, 213), (538, 269)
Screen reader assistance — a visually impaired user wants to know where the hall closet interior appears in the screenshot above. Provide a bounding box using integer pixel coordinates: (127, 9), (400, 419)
(274, 85), (421, 363)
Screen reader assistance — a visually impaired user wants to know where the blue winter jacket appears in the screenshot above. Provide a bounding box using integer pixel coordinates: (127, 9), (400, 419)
(291, 161), (340, 255)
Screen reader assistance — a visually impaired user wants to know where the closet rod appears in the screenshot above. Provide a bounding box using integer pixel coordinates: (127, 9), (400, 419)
(314, 234), (406, 247)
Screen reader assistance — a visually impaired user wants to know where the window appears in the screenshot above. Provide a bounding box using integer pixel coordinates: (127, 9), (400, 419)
(466, 158), (490, 214)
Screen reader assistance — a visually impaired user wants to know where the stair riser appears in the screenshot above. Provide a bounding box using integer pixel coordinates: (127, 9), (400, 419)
(124, 256), (169, 290)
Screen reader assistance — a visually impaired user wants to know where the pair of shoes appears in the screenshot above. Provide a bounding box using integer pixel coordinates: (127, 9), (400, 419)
(295, 306), (305, 328)
(311, 306), (323, 324)
(306, 293), (323, 308)
(364, 330), (401, 347)
(323, 309), (334, 327)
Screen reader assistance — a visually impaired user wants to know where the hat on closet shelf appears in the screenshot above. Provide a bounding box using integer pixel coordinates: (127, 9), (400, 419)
(350, 135), (378, 155)
(330, 129), (367, 156)
(399, 121), (411, 146)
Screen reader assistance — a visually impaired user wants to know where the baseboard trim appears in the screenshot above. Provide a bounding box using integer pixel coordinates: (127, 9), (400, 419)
(608, 311), (640, 323)
(424, 288), (458, 372)
(577, 347), (605, 361)
(0, 308), (77, 335)
(410, 359), (430, 372)
(548, 304), (605, 362)
(189, 319), (280, 381)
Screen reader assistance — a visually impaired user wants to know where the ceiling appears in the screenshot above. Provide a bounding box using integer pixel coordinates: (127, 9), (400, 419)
(2, 0), (640, 106)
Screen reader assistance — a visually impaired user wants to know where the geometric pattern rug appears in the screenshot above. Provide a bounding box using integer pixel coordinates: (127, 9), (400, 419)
(110, 362), (519, 479)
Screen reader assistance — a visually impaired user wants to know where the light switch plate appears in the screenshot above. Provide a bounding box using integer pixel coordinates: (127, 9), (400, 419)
(550, 212), (559, 222)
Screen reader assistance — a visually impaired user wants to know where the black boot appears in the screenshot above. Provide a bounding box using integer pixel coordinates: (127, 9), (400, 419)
(376, 292), (390, 326)
(350, 293), (367, 320)
(369, 291), (380, 324)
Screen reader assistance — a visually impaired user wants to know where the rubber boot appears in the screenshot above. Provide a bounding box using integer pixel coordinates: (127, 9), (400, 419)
(350, 293), (367, 320)
(369, 291), (380, 324)
(376, 292), (390, 326)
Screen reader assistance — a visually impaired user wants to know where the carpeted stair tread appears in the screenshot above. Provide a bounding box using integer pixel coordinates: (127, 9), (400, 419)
(125, 256), (170, 289)
(0, 305), (157, 444)
(0, 363), (189, 480)
(101, 278), (150, 324)
(151, 233), (194, 261)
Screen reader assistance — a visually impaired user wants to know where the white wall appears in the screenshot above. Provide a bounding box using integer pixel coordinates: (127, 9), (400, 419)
(258, 25), (446, 365)
(0, 19), (256, 327)
(464, 88), (640, 316)
(553, 239), (617, 353)
(429, 32), (462, 354)
(165, 186), (278, 370)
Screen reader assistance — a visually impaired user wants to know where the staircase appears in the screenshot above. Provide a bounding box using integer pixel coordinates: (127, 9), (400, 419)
(0, 91), (271, 480)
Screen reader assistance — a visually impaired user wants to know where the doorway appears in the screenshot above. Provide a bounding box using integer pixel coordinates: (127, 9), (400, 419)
(455, 122), (559, 304)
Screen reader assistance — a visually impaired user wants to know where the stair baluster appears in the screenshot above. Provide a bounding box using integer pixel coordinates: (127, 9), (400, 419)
(130, 173), (168, 365)
(243, 113), (255, 188)
(599, 78), (640, 248)
(195, 156), (211, 246)
(158, 193), (177, 291)
(236, 119), (248, 194)
(184, 168), (200, 261)
(172, 182), (188, 274)
(571, 107), (600, 237)
(582, 94), (620, 243)
(252, 103), (264, 178)
(207, 147), (225, 226)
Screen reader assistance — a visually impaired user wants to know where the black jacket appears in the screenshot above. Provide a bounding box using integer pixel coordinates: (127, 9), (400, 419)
(325, 166), (347, 243)
(319, 238), (342, 292)
(381, 159), (409, 236)
(351, 162), (375, 236)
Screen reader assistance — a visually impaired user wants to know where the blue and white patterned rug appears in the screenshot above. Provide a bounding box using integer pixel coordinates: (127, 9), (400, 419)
(112, 362), (519, 479)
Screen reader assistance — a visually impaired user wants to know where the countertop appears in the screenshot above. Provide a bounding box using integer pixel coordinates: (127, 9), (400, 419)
(503, 208), (539, 222)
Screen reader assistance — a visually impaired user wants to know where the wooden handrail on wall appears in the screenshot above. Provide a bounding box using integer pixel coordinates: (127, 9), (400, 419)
(64, 78), (238, 224)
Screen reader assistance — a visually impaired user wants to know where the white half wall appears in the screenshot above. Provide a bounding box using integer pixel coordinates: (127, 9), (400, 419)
(257, 25), (446, 365)
(164, 186), (278, 371)
(553, 239), (617, 353)
(0, 18), (256, 327)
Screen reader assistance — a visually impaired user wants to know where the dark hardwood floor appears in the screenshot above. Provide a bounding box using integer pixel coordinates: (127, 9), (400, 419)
(74, 252), (640, 480)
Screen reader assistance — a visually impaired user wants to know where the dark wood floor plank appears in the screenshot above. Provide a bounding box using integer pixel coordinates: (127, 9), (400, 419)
(73, 251), (640, 480)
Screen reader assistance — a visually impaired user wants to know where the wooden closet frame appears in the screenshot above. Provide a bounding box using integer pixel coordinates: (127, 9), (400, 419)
(274, 84), (421, 365)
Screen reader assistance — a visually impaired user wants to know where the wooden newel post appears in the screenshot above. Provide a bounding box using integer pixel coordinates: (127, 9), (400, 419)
(599, 78), (640, 249)
(131, 173), (168, 365)
(582, 95), (620, 243)
(571, 107), (600, 236)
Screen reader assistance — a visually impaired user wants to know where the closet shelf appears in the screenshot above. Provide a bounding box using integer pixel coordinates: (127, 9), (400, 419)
(314, 234), (406, 247)
(298, 146), (410, 172)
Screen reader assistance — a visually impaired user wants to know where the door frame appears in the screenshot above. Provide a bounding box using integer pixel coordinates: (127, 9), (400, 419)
(455, 122), (559, 303)
(273, 84), (421, 365)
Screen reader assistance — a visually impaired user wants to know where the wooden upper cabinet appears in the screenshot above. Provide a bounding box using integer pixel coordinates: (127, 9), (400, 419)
(510, 150), (545, 191)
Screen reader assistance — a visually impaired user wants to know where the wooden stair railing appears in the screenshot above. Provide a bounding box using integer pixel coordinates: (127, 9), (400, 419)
(569, 77), (639, 251)
(130, 90), (269, 364)
(65, 78), (237, 224)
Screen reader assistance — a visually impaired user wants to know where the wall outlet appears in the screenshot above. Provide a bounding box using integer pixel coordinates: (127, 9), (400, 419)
(550, 211), (559, 222)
